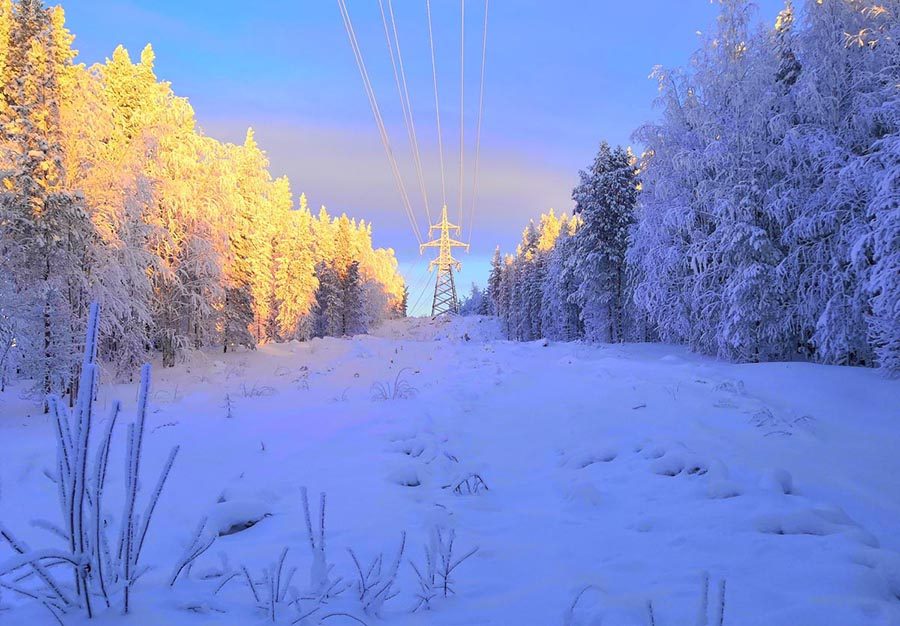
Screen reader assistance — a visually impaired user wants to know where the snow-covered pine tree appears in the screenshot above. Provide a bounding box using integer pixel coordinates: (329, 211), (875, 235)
(360, 277), (388, 329)
(487, 246), (502, 316)
(333, 213), (356, 278)
(398, 284), (409, 318)
(572, 142), (638, 343)
(497, 255), (516, 339)
(541, 228), (582, 341)
(517, 221), (542, 341)
(274, 190), (318, 340)
(222, 129), (271, 352)
(341, 260), (367, 336)
(314, 261), (343, 338)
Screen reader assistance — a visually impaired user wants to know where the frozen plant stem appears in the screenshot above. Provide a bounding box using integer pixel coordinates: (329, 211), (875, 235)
(302, 487), (330, 595)
(716, 579), (727, 626)
(169, 517), (216, 586)
(697, 571), (709, 626)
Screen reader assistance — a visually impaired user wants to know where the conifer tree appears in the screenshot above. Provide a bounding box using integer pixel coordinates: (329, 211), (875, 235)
(342, 260), (367, 336)
(541, 230), (582, 341)
(398, 284), (409, 318)
(274, 191), (318, 340)
(314, 261), (343, 338)
(572, 142), (638, 343)
(487, 246), (502, 316)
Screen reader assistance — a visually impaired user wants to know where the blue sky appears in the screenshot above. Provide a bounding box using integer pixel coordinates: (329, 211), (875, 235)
(64, 0), (786, 314)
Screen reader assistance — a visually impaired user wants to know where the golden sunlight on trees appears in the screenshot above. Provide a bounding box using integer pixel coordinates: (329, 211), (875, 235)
(0, 0), (405, 399)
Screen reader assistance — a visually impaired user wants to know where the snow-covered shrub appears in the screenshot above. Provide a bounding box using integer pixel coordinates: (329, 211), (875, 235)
(444, 473), (490, 495)
(459, 284), (490, 316)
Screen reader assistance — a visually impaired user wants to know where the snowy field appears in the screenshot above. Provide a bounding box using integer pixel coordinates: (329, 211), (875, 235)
(1, 316), (899, 625)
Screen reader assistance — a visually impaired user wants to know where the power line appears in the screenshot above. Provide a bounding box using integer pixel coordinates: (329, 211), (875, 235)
(401, 255), (430, 314)
(378, 0), (432, 226)
(467, 0), (489, 246)
(409, 262), (432, 301)
(338, 0), (420, 244)
(411, 266), (435, 316)
(457, 0), (465, 228)
(337, 0), (423, 245)
(426, 0), (447, 210)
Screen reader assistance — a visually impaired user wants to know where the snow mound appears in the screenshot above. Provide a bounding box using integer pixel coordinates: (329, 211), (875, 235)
(207, 499), (271, 536)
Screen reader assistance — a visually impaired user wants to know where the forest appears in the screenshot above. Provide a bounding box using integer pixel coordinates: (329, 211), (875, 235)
(0, 0), (407, 404)
(469, 0), (898, 375)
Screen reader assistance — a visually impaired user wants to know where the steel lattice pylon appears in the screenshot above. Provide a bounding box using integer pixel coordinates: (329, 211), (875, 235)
(420, 205), (469, 316)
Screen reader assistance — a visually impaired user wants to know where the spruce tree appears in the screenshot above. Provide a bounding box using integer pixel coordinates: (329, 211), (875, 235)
(572, 142), (637, 343)
(399, 284), (409, 318)
(341, 260), (367, 336)
(314, 261), (343, 338)
(274, 191), (318, 340)
(487, 246), (502, 316)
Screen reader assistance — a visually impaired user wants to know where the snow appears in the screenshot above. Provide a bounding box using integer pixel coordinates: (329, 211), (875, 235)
(1, 315), (899, 624)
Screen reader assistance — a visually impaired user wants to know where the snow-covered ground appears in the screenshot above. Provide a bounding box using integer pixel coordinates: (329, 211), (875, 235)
(1, 316), (899, 625)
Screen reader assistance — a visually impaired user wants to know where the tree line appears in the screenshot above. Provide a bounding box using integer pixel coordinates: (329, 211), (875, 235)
(0, 0), (406, 401)
(470, 0), (898, 375)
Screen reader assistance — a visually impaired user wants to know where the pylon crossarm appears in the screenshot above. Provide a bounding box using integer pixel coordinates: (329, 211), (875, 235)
(428, 221), (462, 233)
(445, 238), (469, 249)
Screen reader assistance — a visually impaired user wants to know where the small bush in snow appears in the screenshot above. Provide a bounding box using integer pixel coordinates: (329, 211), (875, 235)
(370, 368), (417, 401)
(444, 473), (490, 495)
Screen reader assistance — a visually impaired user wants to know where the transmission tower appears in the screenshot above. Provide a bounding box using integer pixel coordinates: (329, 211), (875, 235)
(420, 205), (469, 316)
